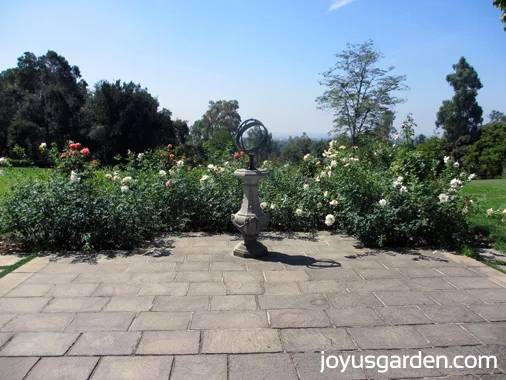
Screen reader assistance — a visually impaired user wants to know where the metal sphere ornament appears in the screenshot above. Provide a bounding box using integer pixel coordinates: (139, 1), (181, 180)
(234, 119), (269, 170)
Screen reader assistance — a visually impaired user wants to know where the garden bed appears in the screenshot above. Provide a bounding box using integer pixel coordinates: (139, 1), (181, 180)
(1, 126), (491, 253)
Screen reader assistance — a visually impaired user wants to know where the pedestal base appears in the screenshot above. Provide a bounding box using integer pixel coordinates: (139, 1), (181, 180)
(233, 240), (268, 258)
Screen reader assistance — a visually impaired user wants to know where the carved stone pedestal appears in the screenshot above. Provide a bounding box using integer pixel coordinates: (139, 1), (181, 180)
(231, 169), (270, 258)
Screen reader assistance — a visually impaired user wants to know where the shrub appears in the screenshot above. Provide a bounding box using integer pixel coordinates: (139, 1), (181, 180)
(465, 121), (506, 178)
(0, 119), (479, 250)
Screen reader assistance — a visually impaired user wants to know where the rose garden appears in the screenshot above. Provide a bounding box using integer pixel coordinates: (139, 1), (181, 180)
(0, 37), (505, 378)
(0, 114), (505, 379)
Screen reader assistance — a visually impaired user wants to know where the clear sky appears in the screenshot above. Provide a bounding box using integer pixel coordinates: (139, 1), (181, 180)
(1, 0), (505, 138)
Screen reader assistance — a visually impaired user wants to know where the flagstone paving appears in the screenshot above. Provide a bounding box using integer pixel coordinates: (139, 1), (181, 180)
(0, 232), (505, 379)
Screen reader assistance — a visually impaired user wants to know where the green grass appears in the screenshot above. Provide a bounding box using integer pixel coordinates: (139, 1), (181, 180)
(0, 167), (45, 195)
(463, 178), (506, 254)
(0, 252), (37, 279)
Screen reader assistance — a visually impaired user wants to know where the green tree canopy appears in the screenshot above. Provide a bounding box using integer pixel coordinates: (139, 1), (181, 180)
(489, 110), (505, 123)
(465, 121), (506, 178)
(413, 134), (427, 146)
(280, 133), (313, 163)
(190, 100), (241, 142)
(0, 51), (88, 156)
(435, 57), (483, 147)
(316, 40), (408, 146)
(82, 80), (176, 164)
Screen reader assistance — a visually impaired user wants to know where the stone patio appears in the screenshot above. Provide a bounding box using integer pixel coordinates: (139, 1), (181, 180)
(0, 232), (505, 379)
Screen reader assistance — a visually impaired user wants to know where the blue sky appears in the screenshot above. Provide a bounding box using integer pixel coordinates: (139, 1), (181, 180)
(1, 0), (504, 138)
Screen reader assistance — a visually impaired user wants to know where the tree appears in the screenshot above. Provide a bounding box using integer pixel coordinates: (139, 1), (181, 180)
(0, 51), (88, 156)
(489, 110), (505, 123)
(172, 118), (190, 145)
(413, 134), (427, 146)
(280, 133), (312, 163)
(415, 136), (447, 161)
(190, 100), (241, 142)
(435, 57), (483, 146)
(373, 110), (395, 139)
(465, 121), (506, 178)
(82, 80), (176, 164)
(316, 40), (408, 146)
(310, 139), (331, 157)
(494, 0), (506, 30)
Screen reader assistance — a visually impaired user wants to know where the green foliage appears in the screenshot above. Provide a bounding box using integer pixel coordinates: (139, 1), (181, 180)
(201, 129), (236, 163)
(493, 0), (506, 30)
(316, 39), (408, 146)
(489, 110), (505, 123)
(280, 133), (312, 163)
(190, 100), (241, 143)
(415, 137), (447, 161)
(465, 121), (506, 178)
(436, 57), (483, 146)
(0, 51), (87, 156)
(82, 80), (176, 164)
(0, 117), (478, 250)
(0, 51), (183, 164)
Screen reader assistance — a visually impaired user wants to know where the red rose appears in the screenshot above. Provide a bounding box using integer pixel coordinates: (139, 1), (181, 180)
(60, 153), (66, 158)
(240, 151), (245, 156)
(233, 153), (240, 159)
(91, 159), (98, 165)
(75, 143), (82, 149)
(69, 143), (76, 149)
(68, 150), (74, 156)
(80, 148), (90, 155)
(168, 144), (172, 148)
(169, 154), (175, 159)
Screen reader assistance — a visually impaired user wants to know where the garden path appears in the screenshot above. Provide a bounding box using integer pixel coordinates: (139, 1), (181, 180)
(0, 232), (505, 379)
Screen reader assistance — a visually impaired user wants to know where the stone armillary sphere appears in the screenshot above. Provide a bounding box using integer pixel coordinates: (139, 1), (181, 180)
(230, 119), (270, 258)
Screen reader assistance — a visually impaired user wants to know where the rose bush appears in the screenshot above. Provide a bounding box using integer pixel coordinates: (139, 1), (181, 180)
(0, 118), (480, 250)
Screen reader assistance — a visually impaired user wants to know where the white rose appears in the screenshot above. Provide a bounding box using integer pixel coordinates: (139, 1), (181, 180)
(438, 193), (449, 203)
(70, 171), (79, 182)
(325, 214), (336, 226)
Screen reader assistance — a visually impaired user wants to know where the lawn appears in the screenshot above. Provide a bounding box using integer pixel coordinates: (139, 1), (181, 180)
(463, 178), (506, 254)
(0, 167), (45, 195)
